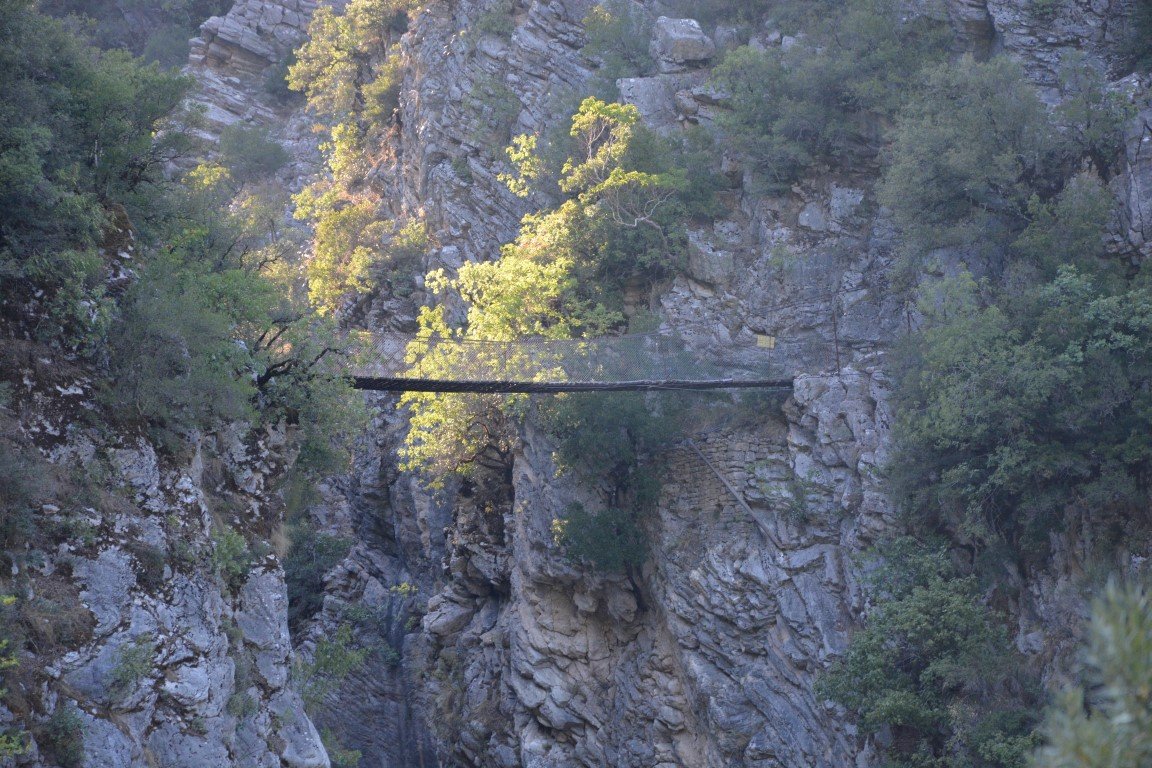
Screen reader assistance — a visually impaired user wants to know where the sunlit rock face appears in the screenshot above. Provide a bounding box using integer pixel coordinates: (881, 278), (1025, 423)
(171, 0), (1152, 766)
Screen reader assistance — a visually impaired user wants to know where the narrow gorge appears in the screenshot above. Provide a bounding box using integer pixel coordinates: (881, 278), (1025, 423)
(1, 0), (1150, 766)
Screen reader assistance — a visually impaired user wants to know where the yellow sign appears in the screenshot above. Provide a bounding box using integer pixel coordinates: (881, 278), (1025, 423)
(756, 334), (776, 349)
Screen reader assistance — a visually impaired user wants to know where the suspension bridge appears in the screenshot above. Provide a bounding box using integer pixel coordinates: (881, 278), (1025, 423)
(342, 332), (799, 393)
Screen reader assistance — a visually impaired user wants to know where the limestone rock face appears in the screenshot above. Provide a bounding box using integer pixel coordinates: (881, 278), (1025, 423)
(8, 366), (327, 767)
(1124, 82), (1152, 258)
(650, 16), (716, 72)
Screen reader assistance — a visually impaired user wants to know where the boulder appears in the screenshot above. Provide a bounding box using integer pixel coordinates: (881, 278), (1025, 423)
(650, 17), (716, 73)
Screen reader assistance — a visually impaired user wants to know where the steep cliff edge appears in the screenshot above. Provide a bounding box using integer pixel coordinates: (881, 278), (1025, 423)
(0, 342), (329, 766)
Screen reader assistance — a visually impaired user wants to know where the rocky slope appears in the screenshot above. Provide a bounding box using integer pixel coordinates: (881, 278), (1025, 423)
(0, 343), (328, 767)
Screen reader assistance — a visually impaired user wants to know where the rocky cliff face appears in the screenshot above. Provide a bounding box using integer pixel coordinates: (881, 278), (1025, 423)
(167, 0), (1152, 767)
(0, 2), (334, 766)
(0, 344), (328, 767)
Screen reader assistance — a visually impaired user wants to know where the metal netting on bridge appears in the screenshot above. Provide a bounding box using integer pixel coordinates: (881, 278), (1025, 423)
(342, 331), (793, 392)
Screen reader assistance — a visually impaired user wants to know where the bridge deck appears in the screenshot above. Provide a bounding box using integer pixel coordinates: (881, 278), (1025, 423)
(342, 331), (798, 393)
(351, 377), (795, 393)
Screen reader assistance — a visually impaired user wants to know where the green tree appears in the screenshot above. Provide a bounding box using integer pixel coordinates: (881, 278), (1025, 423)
(294, 623), (368, 710)
(1032, 580), (1152, 767)
(710, 0), (949, 189)
(879, 56), (1056, 255)
(1052, 54), (1132, 179)
(821, 539), (1038, 767)
(287, 0), (415, 121)
(218, 123), (290, 183)
(893, 266), (1152, 555)
(400, 99), (689, 483)
(582, 0), (655, 83)
(552, 504), (645, 573)
(0, 0), (189, 351)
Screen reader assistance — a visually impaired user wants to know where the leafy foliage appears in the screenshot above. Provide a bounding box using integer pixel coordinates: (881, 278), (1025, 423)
(109, 251), (258, 433)
(109, 635), (156, 700)
(295, 623), (368, 710)
(287, 0), (416, 121)
(540, 392), (676, 572)
(893, 260), (1152, 555)
(285, 524), (353, 632)
(288, 0), (424, 315)
(1033, 580), (1152, 767)
(820, 539), (1038, 767)
(41, 0), (230, 66)
(400, 98), (691, 483)
(710, 0), (949, 189)
(211, 525), (255, 593)
(582, 0), (655, 82)
(38, 705), (83, 768)
(878, 56), (1056, 254)
(0, 0), (189, 349)
(879, 55), (1127, 264)
(552, 504), (645, 573)
(218, 123), (290, 183)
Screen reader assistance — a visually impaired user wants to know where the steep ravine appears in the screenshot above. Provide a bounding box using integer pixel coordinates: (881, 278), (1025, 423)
(106, 0), (1152, 766)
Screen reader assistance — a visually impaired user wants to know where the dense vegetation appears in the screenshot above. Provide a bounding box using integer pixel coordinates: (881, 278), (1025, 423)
(0, 0), (364, 756)
(1034, 580), (1152, 767)
(399, 97), (695, 484)
(41, 0), (231, 67)
(820, 541), (1039, 768)
(288, 0), (426, 315)
(710, 0), (950, 189)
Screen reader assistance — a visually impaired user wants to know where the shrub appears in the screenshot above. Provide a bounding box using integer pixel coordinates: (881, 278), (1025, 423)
(127, 541), (167, 592)
(293, 192), (384, 316)
(539, 392), (677, 494)
(0, 440), (41, 563)
(139, 23), (194, 69)
(322, 728), (363, 768)
(295, 624), (367, 711)
(287, 0), (417, 122)
(109, 635), (156, 700)
(226, 690), (258, 719)
(39, 705), (83, 768)
(0, 1), (188, 262)
(660, 0), (772, 26)
(582, 0), (654, 82)
(819, 539), (1038, 767)
(710, 0), (950, 190)
(218, 123), (290, 182)
(211, 525), (254, 593)
(878, 56), (1057, 255)
(1033, 579), (1152, 766)
(264, 51), (300, 103)
(552, 504), (645, 573)
(1052, 53), (1132, 178)
(892, 264), (1152, 557)
(361, 53), (405, 125)
(16, 575), (96, 653)
(107, 253), (257, 436)
(471, 0), (515, 40)
(285, 526), (353, 632)
(20, 249), (112, 356)
(466, 74), (521, 146)
(0, 596), (27, 758)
